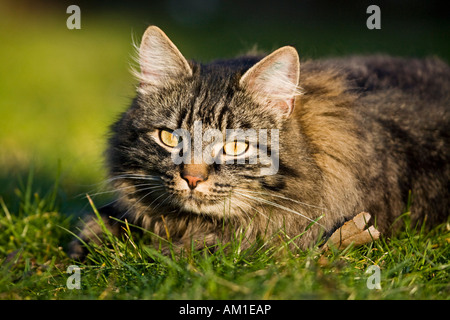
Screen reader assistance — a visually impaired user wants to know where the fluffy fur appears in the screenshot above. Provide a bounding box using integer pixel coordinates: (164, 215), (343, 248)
(69, 26), (449, 259)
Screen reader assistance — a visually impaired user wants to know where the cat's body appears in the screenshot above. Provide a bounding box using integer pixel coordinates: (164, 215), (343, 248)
(69, 27), (449, 259)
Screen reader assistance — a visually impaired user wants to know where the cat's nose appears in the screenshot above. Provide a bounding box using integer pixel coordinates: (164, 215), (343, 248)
(182, 175), (204, 189)
(181, 164), (208, 190)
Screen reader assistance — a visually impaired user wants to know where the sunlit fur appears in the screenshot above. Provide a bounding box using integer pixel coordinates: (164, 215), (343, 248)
(69, 27), (449, 259)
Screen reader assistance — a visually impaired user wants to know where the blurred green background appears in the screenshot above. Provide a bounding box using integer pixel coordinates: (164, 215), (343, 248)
(0, 0), (449, 213)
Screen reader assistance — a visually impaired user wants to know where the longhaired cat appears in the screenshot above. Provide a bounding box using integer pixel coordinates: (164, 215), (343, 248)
(69, 26), (449, 259)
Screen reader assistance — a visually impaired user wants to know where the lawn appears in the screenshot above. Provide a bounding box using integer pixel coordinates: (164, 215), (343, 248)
(0, 2), (449, 301)
(0, 172), (449, 300)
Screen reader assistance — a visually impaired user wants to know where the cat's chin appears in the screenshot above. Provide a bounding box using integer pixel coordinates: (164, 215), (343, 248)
(180, 196), (236, 217)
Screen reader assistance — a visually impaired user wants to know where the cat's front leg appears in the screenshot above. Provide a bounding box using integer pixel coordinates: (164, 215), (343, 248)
(68, 204), (122, 260)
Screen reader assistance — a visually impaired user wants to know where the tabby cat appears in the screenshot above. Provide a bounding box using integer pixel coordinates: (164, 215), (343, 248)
(69, 26), (449, 259)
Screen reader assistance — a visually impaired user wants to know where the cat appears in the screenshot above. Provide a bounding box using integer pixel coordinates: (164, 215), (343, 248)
(68, 26), (450, 259)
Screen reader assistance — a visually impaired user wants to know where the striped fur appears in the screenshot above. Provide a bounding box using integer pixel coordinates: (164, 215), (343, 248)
(69, 27), (450, 259)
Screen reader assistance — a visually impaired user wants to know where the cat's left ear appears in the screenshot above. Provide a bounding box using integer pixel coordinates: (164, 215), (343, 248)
(239, 46), (300, 116)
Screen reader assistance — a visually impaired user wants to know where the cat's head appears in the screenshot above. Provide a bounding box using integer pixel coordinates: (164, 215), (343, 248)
(107, 26), (301, 217)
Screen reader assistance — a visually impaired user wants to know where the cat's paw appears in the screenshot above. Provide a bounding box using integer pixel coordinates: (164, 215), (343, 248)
(68, 239), (88, 261)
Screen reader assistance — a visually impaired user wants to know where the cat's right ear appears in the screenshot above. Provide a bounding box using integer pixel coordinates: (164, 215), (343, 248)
(134, 26), (192, 91)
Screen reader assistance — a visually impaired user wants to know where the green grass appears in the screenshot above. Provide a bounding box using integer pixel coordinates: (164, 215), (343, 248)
(1, 175), (448, 300)
(1, 3), (449, 301)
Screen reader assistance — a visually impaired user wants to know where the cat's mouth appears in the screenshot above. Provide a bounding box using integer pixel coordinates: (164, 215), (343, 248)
(183, 190), (219, 205)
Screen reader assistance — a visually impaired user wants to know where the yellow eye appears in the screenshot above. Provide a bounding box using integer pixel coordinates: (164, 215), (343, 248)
(223, 141), (248, 156)
(159, 129), (180, 148)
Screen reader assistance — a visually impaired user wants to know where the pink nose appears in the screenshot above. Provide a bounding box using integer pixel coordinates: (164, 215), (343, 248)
(181, 164), (209, 190)
(182, 175), (204, 189)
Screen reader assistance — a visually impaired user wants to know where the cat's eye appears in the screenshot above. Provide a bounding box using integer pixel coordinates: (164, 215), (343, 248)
(223, 141), (249, 156)
(159, 129), (180, 148)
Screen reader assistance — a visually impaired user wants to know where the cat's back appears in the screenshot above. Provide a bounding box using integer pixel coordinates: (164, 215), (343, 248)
(347, 56), (449, 142)
(301, 55), (450, 136)
(297, 55), (449, 228)
(333, 55), (449, 95)
(303, 55), (450, 102)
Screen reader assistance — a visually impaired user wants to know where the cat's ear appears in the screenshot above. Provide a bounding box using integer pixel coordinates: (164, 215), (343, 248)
(239, 46), (300, 116)
(135, 26), (192, 90)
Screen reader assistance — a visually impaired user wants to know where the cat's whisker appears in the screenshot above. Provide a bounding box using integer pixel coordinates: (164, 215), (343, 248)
(235, 188), (327, 211)
(75, 174), (163, 199)
(105, 174), (163, 183)
(85, 183), (163, 207)
(234, 201), (267, 221)
(231, 195), (269, 221)
(144, 192), (168, 213)
(136, 196), (168, 224)
(98, 183), (163, 210)
(74, 185), (164, 219)
(117, 186), (166, 220)
(233, 190), (324, 227)
(151, 193), (173, 212)
(85, 183), (161, 198)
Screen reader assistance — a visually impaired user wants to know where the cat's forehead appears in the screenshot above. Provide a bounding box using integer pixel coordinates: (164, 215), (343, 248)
(156, 74), (250, 131)
(178, 84), (266, 132)
(139, 61), (279, 132)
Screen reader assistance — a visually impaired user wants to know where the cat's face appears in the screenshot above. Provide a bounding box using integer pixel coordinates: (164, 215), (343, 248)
(107, 26), (300, 218)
